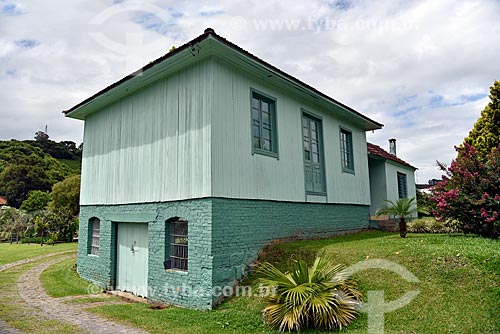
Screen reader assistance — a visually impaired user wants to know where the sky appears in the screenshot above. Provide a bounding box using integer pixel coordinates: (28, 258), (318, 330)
(0, 0), (499, 183)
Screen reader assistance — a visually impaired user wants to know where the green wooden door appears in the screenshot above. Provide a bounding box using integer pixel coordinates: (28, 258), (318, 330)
(302, 114), (326, 194)
(116, 223), (149, 297)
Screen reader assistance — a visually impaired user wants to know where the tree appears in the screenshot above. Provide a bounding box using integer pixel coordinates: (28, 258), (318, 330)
(376, 198), (419, 238)
(34, 130), (49, 142)
(20, 190), (51, 212)
(48, 175), (81, 217)
(0, 164), (52, 208)
(432, 143), (500, 238)
(0, 207), (33, 242)
(258, 257), (360, 332)
(35, 215), (49, 245)
(464, 81), (500, 156)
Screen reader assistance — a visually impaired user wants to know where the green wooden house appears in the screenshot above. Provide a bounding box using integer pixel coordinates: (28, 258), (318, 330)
(66, 28), (394, 309)
(367, 140), (418, 224)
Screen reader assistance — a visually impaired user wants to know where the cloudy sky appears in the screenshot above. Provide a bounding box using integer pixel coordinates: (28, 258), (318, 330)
(0, 0), (499, 182)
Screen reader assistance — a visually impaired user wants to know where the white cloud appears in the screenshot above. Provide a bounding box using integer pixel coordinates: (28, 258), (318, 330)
(0, 0), (499, 183)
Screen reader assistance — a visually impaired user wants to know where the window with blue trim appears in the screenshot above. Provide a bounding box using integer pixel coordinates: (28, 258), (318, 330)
(251, 91), (278, 156)
(340, 129), (354, 172)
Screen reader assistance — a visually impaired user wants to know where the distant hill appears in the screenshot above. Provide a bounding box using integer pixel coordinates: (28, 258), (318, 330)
(0, 139), (81, 207)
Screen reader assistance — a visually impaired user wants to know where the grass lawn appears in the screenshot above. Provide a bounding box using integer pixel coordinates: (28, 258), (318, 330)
(0, 256), (85, 334)
(84, 231), (500, 334)
(0, 242), (77, 266)
(40, 257), (99, 297)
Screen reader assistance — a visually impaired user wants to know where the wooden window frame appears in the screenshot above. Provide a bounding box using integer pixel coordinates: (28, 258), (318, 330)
(302, 110), (327, 196)
(340, 127), (355, 174)
(250, 89), (279, 158)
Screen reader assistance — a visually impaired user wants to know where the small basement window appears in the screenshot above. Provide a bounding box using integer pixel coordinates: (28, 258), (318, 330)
(166, 218), (188, 271)
(88, 218), (100, 256)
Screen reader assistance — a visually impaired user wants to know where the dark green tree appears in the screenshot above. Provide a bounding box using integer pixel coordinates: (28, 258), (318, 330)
(0, 164), (52, 208)
(48, 175), (81, 217)
(34, 130), (49, 142)
(20, 190), (51, 212)
(465, 81), (500, 156)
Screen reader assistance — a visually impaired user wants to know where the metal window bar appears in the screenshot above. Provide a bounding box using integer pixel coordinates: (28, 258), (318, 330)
(169, 221), (188, 271)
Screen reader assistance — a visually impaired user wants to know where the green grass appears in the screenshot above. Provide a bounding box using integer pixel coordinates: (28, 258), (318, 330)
(0, 242), (77, 266)
(40, 257), (99, 297)
(0, 256), (85, 334)
(88, 231), (500, 334)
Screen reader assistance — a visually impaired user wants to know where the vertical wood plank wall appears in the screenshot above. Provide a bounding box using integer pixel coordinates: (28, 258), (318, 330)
(210, 58), (371, 205)
(80, 60), (212, 205)
(384, 162), (418, 217)
(81, 57), (373, 206)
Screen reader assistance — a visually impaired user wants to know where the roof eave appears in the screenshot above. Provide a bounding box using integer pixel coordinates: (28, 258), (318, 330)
(64, 29), (383, 131)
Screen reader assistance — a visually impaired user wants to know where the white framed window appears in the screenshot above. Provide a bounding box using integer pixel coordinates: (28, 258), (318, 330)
(88, 218), (100, 256)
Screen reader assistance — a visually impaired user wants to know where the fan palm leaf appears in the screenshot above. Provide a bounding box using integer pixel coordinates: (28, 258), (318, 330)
(258, 256), (360, 332)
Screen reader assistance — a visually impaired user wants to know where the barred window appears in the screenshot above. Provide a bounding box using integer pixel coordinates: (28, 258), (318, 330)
(89, 218), (100, 256)
(168, 219), (188, 271)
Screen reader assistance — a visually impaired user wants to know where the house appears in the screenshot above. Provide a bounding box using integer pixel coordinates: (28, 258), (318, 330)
(367, 139), (418, 229)
(65, 28), (387, 309)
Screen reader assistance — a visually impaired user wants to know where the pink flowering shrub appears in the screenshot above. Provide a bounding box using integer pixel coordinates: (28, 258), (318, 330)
(432, 143), (500, 238)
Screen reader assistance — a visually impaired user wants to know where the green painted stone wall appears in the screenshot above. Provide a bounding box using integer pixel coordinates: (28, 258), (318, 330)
(77, 199), (214, 309)
(210, 198), (369, 303)
(77, 197), (369, 309)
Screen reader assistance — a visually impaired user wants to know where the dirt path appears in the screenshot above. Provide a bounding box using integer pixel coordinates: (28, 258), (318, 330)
(16, 255), (148, 334)
(0, 250), (77, 273)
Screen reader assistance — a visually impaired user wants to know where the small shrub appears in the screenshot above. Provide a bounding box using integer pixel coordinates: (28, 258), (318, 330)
(407, 218), (459, 234)
(408, 218), (429, 233)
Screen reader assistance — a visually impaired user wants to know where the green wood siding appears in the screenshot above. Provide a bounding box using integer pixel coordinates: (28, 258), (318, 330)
(80, 60), (212, 205)
(368, 158), (387, 215)
(80, 57), (371, 206)
(369, 160), (417, 217)
(210, 58), (371, 205)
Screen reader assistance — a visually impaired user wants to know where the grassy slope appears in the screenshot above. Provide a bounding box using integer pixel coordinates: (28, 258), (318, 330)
(0, 242), (77, 266)
(86, 232), (500, 334)
(40, 257), (98, 297)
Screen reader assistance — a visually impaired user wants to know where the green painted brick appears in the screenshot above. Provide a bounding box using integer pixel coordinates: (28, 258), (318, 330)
(77, 197), (368, 309)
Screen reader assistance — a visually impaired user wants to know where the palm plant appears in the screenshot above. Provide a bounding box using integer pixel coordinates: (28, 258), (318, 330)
(258, 257), (361, 332)
(376, 197), (419, 238)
